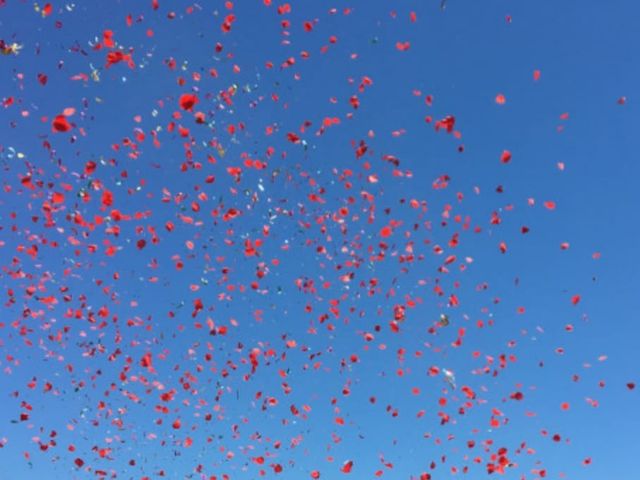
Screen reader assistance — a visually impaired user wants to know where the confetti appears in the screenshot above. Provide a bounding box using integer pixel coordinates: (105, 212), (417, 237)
(0, 3), (635, 479)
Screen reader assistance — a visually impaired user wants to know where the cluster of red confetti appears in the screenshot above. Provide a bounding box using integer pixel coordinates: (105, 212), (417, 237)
(0, 1), (635, 479)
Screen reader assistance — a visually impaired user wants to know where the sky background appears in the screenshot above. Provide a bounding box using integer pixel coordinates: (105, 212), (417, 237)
(0, 0), (639, 479)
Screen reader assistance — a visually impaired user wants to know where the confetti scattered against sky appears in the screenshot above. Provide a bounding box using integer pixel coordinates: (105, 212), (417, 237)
(1, 1), (639, 479)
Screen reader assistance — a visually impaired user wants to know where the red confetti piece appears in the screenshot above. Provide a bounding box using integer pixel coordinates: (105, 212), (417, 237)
(179, 93), (199, 111)
(51, 114), (72, 132)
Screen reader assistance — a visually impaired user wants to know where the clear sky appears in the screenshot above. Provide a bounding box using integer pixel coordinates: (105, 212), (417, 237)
(0, 1), (638, 479)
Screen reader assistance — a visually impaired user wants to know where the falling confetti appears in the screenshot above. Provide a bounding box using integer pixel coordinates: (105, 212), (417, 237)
(0, 1), (637, 479)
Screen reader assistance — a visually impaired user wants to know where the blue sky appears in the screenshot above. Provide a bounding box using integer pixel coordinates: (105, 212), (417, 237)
(0, 1), (638, 479)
